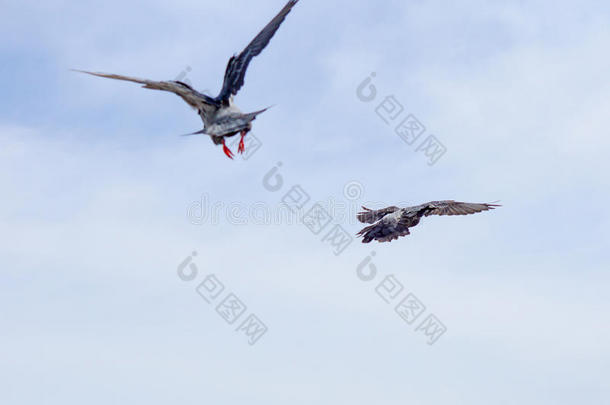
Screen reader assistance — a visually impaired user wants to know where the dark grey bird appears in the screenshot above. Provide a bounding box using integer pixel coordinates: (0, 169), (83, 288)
(74, 0), (299, 159)
(357, 201), (500, 243)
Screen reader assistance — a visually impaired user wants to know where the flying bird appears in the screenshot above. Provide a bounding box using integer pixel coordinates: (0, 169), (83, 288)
(356, 201), (500, 243)
(74, 0), (299, 159)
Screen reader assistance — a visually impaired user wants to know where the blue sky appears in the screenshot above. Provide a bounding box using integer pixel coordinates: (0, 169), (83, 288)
(1, 0), (609, 404)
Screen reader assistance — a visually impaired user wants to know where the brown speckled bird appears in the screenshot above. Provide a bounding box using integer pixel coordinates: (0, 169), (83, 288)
(357, 200), (500, 243)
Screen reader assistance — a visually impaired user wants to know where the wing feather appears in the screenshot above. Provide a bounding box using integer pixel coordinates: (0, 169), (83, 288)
(357, 206), (400, 224)
(74, 70), (219, 119)
(216, 0), (299, 102)
(423, 200), (501, 216)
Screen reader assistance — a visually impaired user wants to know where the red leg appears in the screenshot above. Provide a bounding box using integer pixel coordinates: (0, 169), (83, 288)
(222, 139), (234, 159)
(238, 131), (247, 154)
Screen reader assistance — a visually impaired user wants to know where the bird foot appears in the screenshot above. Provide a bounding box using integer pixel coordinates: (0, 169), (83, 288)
(238, 131), (247, 154)
(222, 139), (234, 159)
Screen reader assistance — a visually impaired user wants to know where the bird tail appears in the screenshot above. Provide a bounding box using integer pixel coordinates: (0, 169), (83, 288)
(356, 224), (377, 243)
(246, 106), (273, 121)
(181, 129), (207, 136)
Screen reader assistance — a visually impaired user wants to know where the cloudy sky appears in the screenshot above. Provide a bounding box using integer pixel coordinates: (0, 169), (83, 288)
(1, 0), (609, 404)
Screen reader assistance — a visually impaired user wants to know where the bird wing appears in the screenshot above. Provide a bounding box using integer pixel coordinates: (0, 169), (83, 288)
(423, 200), (501, 216)
(74, 70), (220, 119)
(357, 206), (400, 224)
(357, 210), (411, 243)
(216, 0), (299, 102)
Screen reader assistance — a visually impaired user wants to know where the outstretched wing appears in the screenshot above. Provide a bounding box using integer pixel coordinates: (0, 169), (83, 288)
(357, 200), (500, 243)
(74, 70), (220, 119)
(357, 211), (411, 243)
(357, 206), (400, 224)
(423, 200), (501, 216)
(216, 0), (299, 102)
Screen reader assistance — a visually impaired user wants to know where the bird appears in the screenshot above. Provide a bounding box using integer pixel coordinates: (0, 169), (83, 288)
(74, 0), (300, 159)
(356, 200), (500, 243)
